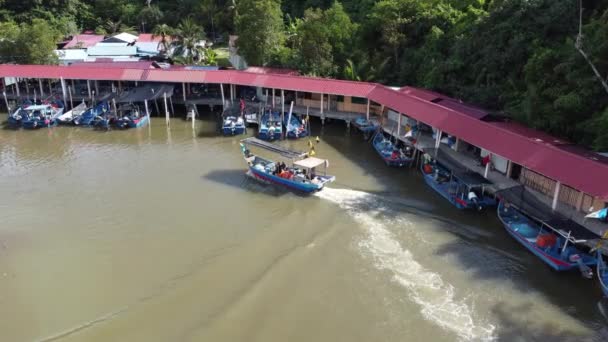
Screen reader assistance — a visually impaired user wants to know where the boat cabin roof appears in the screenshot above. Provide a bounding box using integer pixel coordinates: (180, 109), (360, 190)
(497, 186), (600, 242)
(294, 157), (328, 170)
(241, 137), (307, 159)
(25, 105), (52, 110)
(426, 147), (492, 186)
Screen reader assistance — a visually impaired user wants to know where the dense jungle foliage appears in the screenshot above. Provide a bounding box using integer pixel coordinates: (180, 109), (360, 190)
(0, 0), (607, 150)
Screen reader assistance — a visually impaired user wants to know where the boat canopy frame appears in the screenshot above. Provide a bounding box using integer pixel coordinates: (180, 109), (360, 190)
(496, 185), (600, 244)
(425, 147), (492, 187)
(241, 137), (307, 160)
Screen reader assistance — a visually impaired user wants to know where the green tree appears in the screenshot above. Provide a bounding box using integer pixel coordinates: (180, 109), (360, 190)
(235, 0), (284, 66)
(152, 23), (174, 57)
(172, 17), (206, 65)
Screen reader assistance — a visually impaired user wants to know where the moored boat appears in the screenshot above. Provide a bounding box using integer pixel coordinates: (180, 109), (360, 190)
(421, 148), (496, 210)
(6, 100), (34, 128)
(222, 116), (246, 135)
(21, 100), (64, 129)
(284, 109), (308, 139)
(240, 137), (335, 193)
(353, 117), (379, 135)
(74, 101), (110, 126)
(372, 130), (414, 167)
(598, 252), (608, 297)
(56, 102), (87, 125)
(258, 110), (283, 140)
(113, 104), (149, 129)
(496, 186), (598, 276)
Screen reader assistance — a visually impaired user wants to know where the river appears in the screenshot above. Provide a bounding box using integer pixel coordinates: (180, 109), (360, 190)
(0, 113), (607, 341)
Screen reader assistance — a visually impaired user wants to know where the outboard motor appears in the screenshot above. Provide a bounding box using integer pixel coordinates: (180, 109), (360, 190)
(570, 254), (593, 279)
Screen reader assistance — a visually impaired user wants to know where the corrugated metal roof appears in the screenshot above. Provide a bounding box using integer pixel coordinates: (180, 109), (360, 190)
(0, 63), (606, 199)
(63, 34), (105, 49)
(69, 61), (156, 69)
(87, 45), (137, 56)
(400, 86), (488, 120)
(244, 66), (300, 76)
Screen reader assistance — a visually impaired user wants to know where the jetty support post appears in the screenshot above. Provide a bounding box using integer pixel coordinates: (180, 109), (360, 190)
(94, 80), (99, 96)
(163, 92), (170, 126)
(320, 93), (325, 125)
(68, 85), (74, 110)
(48, 79), (52, 95)
(144, 99), (151, 123)
(60, 77), (67, 109)
(25, 79), (30, 96)
(87, 80), (92, 101)
(39, 79), (44, 97)
(182, 83), (187, 102)
(484, 155), (491, 178)
(366, 99), (370, 120)
(230, 83), (234, 104)
(272, 88), (275, 108)
(220, 83), (225, 110)
(281, 89), (285, 117)
(3, 91), (9, 113)
(552, 181), (561, 211)
(191, 105), (196, 130)
(15, 81), (20, 97)
(397, 112), (402, 137)
(434, 129), (442, 148)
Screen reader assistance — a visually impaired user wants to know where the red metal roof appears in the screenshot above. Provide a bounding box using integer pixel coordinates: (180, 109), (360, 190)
(63, 34), (105, 49)
(400, 86), (488, 120)
(70, 61), (158, 70)
(1, 63), (606, 199)
(244, 66), (300, 76)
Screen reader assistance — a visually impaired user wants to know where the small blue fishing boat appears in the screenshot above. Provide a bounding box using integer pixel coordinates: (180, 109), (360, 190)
(6, 100), (34, 127)
(240, 137), (335, 193)
(222, 115), (246, 135)
(73, 101), (110, 126)
(21, 100), (65, 129)
(113, 104), (149, 129)
(353, 117), (379, 134)
(284, 110), (308, 139)
(421, 148), (496, 210)
(56, 102), (87, 125)
(497, 194), (596, 276)
(598, 252), (608, 296)
(258, 110), (283, 141)
(372, 130), (415, 167)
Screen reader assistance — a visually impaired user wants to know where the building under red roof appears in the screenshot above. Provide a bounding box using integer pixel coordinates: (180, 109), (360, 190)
(0, 63), (606, 200)
(63, 34), (105, 49)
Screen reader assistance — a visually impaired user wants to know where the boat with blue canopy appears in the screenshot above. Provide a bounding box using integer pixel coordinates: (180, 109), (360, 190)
(496, 186), (598, 277)
(258, 110), (283, 140)
(6, 100), (34, 127)
(221, 107), (246, 136)
(284, 104), (308, 139)
(372, 130), (415, 167)
(240, 137), (335, 193)
(353, 117), (379, 135)
(74, 101), (110, 126)
(113, 104), (149, 129)
(598, 252), (608, 296)
(421, 147), (496, 210)
(56, 102), (87, 125)
(21, 100), (65, 129)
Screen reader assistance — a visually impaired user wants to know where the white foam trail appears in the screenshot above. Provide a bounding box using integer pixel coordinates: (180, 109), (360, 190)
(316, 188), (496, 341)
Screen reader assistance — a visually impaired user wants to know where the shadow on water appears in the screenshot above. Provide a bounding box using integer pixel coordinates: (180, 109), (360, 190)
(203, 169), (304, 198)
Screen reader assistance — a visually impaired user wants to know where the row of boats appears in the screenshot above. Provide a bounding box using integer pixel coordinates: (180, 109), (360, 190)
(5, 99), (149, 130)
(357, 120), (608, 298)
(264, 116), (608, 298)
(222, 105), (309, 140)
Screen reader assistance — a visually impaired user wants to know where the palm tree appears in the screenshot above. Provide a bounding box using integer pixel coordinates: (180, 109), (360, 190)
(205, 48), (218, 66)
(172, 18), (206, 65)
(152, 24), (174, 57)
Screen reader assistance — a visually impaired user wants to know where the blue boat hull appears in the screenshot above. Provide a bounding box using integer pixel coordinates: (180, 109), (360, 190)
(497, 201), (596, 272)
(258, 130), (282, 140)
(598, 254), (608, 297)
(372, 134), (413, 167)
(22, 119), (56, 129)
(421, 164), (496, 210)
(6, 117), (23, 127)
(223, 126), (246, 136)
(248, 166), (322, 193)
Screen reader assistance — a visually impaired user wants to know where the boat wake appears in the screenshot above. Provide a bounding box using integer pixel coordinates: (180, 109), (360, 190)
(316, 188), (496, 341)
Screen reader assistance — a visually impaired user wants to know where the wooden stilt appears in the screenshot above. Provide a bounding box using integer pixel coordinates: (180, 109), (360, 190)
(163, 92), (170, 126)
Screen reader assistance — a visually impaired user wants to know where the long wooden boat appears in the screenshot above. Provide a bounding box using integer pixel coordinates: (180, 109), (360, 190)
(56, 102), (87, 125)
(6, 100), (34, 127)
(497, 200), (596, 275)
(421, 148), (496, 210)
(74, 101), (110, 126)
(598, 252), (608, 297)
(21, 100), (65, 129)
(285, 113), (308, 139)
(113, 104), (149, 129)
(240, 137), (335, 193)
(372, 130), (414, 167)
(258, 110), (283, 141)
